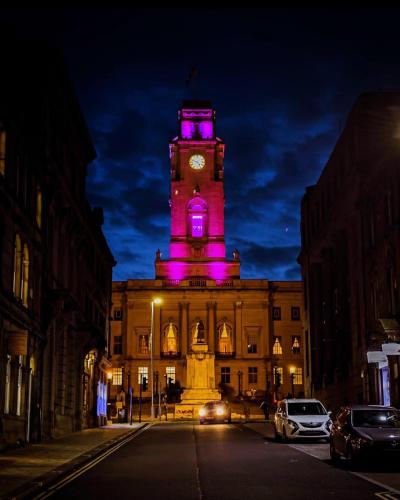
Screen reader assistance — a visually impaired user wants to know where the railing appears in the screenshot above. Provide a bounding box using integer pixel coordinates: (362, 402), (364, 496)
(215, 280), (234, 287)
(162, 280), (181, 287)
(189, 279), (207, 287)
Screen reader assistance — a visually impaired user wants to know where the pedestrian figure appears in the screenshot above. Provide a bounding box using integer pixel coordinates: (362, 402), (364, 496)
(260, 398), (269, 420)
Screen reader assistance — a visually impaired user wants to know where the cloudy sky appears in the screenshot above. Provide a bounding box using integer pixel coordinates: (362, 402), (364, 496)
(3, 8), (400, 280)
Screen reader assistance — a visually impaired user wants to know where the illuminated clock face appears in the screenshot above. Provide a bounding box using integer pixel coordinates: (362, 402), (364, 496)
(189, 154), (205, 170)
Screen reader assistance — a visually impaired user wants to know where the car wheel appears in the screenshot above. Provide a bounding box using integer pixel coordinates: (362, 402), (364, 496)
(282, 426), (288, 442)
(346, 442), (356, 463)
(274, 424), (281, 442)
(330, 438), (340, 463)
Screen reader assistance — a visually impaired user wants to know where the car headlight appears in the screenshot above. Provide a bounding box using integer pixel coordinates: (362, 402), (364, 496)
(199, 408), (206, 417)
(216, 407), (225, 416)
(287, 419), (299, 432)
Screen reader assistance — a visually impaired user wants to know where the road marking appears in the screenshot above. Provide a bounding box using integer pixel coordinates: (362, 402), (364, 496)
(375, 492), (400, 499)
(32, 424), (151, 499)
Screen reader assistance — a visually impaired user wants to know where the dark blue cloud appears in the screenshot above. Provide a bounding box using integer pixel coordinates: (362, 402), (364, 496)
(3, 8), (400, 281)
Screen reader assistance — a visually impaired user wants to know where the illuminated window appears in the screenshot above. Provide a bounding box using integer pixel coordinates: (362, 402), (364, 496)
(292, 336), (301, 354)
(113, 308), (123, 320)
(221, 367), (230, 384)
(247, 335), (257, 354)
(112, 368), (122, 386)
(113, 335), (122, 355)
(36, 185), (42, 228)
(274, 367), (283, 385)
(163, 323), (178, 354)
(22, 244), (29, 307)
(248, 366), (257, 384)
(191, 215), (203, 237)
(139, 334), (149, 354)
(218, 322), (232, 354)
(138, 366), (148, 385)
(273, 336), (283, 355)
(291, 306), (300, 320)
(290, 367), (303, 385)
(13, 234), (22, 299)
(0, 129), (5, 175)
(273, 307), (281, 320)
(16, 355), (23, 416)
(166, 366), (175, 384)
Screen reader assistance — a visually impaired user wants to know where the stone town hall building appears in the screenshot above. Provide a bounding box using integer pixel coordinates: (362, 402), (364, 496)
(111, 101), (305, 411)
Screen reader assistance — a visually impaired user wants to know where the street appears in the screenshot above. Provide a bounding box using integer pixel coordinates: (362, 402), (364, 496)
(33, 422), (399, 500)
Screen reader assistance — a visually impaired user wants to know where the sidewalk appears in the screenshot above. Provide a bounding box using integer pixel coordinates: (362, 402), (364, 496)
(0, 423), (146, 500)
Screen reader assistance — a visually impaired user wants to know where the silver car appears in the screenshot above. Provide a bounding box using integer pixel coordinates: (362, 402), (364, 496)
(274, 398), (332, 441)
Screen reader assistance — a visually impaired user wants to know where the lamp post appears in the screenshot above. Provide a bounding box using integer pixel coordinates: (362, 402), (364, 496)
(237, 370), (243, 398)
(150, 298), (162, 419)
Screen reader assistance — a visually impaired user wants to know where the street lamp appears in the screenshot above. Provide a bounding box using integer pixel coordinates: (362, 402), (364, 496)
(237, 370), (243, 398)
(150, 297), (162, 419)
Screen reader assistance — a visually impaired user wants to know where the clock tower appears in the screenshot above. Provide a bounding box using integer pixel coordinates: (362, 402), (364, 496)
(155, 100), (240, 281)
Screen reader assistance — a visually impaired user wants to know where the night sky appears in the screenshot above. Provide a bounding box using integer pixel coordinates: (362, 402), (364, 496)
(3, 8), (400, 281)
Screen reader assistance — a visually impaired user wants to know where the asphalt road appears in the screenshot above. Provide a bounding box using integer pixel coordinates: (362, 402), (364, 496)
(43, 423), (393, 500)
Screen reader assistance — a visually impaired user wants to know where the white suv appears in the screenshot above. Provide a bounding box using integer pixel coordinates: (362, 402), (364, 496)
(274, 398), (332, 441)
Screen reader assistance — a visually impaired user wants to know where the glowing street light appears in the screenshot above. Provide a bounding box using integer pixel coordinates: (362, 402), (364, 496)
(150, 297), (162, 419)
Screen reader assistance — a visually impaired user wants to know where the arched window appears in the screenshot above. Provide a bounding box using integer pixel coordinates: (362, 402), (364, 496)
(13, 234), (22, 298)
(163, 322), (178, 354)
(36, 185), (42, 228)
(272, 336), (283, 355)
(218, 322), (232, 354)
(187, 197), (207, 238)
(22, 244), (29, 306)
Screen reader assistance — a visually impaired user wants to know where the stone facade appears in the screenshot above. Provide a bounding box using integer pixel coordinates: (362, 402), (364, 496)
(0, 43), (115, 446)
(298, 92), (400, 410)
(110, 101), (304, 415)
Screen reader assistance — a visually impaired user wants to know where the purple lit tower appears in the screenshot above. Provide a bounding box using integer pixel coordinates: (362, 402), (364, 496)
(155, 100), (240, 282)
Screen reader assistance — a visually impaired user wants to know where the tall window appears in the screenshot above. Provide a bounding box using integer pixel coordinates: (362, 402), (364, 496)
(291, 336), (301, 354)
(248, 367), (257, 384)
(273, 336), (283, 355)
(218, 322), (232, 353)
(0, 129), (5, 175)
(290, 367), (303, 385)
(163, 323), (178, 354)
(36, 185), (42, 228)
(247, 335), (257, 353)
(272, 307), (281, 320)
(221, 367), (231, 384)
(13, 234), (22, 299)
(291, 306), (300, 320)
(166, 366), (175, 384)
(191, 215), (204, 237)
(16, 355), (23, 416)
(4, 355), (11, 414)
(112, 367), (122, 386)
(138, 366), (148, 384)
(113, 335), (122, 355)
(274, 367), (283, 385)
(22, 244), (29, 307)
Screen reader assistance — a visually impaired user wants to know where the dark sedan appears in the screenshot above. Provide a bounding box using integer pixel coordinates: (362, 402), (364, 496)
(330, 405), (400, 463)
(199, 401), (232, 424)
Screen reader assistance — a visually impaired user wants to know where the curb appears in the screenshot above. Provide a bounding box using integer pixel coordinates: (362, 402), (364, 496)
(3, 423), (149, 500)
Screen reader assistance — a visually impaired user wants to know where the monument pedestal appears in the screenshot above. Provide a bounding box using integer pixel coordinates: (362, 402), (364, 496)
(175, 342), (221, 419)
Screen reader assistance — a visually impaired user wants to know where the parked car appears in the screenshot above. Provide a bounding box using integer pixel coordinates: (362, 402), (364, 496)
(274, 398), (332, 441)
(330, 405), (400, 463)
(199, 401), (232, 424)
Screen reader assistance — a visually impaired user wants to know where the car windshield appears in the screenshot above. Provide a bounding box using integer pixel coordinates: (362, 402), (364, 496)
(352, 410), (400, 428)
(288, 402), (327, 415)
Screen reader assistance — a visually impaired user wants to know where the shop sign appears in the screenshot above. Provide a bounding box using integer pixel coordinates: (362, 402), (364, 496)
(367, 351), (387, 363)
(382, 343), (400, 355)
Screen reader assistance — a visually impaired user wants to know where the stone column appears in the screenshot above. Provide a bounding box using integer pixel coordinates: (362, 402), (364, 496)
(234, 301), (243, 356)
(180, 302), (188, 354)
(207, 301), (216, 352)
